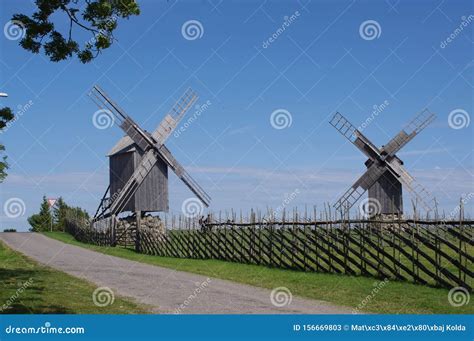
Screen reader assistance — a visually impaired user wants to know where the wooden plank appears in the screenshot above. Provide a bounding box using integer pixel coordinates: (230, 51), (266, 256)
(383, 227), (453, 288)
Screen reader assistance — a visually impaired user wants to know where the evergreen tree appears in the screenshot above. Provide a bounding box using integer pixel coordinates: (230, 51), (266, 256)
(53, 197), (68, 231)
(27, 196), (52, 232)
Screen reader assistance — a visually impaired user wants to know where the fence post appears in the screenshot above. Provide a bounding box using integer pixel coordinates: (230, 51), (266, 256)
(111, 214), (117, 247)
(135, 211), (141, 253)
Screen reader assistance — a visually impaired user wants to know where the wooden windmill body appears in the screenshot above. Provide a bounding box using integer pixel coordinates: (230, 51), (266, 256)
(89, 86), (211, 233)
(329, 109), (436, 218)
(108, 136), (169, 213)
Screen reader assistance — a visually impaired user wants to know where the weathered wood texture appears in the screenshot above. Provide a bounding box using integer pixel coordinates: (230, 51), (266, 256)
(109, 149), (169, 213)
(65, 215), (473, 291)
(368, 169), (403, 215)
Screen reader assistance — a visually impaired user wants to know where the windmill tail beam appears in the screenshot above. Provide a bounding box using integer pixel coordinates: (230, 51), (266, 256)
(93, 185), (111, 220)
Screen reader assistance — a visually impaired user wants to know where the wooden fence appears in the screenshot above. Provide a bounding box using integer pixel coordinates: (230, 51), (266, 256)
(65, 216), (113, 246)
(64, 215), (473, 291)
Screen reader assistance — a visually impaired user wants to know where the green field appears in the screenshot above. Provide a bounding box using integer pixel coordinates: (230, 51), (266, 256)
(44, 231), (473, 314)
(0, 241), (148, 314)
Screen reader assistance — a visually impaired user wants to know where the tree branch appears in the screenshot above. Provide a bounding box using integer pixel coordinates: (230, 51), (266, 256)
(61, 5), (99, 34)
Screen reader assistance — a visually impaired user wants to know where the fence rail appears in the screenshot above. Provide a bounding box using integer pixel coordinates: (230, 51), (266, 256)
(65, 216), (473, 291)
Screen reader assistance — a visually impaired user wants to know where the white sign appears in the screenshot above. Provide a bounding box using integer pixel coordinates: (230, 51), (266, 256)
(47, 198), (57, 208)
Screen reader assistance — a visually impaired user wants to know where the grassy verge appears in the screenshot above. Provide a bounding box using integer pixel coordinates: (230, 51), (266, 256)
(43, 231), (473, 314)
(0, 240), (149, 314)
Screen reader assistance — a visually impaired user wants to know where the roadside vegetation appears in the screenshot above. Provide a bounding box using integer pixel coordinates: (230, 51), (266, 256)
(0, 241), (148, 314)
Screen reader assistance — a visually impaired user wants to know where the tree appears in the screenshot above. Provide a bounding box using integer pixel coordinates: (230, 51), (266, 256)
(29, 196), (90, 231)
(0, 107), (14, 182)
(12, 0), (140, 63)
(28, 196), (52, 232)
(65, 205), (90, 223)
(53, 197), (68, 230)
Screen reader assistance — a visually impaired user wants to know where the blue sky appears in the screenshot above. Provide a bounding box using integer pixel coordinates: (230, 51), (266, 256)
(0, 0), (473, 231)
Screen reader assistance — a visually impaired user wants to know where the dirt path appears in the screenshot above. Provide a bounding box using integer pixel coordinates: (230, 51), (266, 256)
(0, 232), (354, 314)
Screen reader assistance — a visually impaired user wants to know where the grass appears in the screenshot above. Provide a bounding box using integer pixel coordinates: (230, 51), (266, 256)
(0, 240), (149, 314)
(44, 231), (473, 314)
(166, 228), (473, 287)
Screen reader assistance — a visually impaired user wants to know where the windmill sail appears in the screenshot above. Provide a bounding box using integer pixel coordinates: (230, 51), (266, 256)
(383, 109), (436, 156)
(387, 159), (434, 212)
(89, 86), (154, 151)
(152, 88), (198, 145)
(333, 164), (385, 211)
(329, 112), (381, 161)
(158, 145), (211, 207)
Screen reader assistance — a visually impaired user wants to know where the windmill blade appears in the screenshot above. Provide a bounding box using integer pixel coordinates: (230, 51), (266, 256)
(387, 159), (434, 212)
(329, 112), (381, 161)
(152, 88), (198, 145)
(333, 164), (386, 212)
(108, 149), (159, 216)
(157, 144), (211, 207)
(89, 85), (154, 151)
(383, 109), (436, 156)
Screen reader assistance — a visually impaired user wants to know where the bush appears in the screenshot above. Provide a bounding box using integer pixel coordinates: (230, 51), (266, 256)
(3, 228), (16, 232)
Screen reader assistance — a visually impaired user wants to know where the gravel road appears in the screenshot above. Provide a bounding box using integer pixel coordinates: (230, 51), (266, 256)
(0, 232), (354, 314)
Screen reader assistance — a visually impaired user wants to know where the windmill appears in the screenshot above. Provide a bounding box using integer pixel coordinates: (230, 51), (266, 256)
(89, 85), (211, 232)
(329, 109), (436, 219)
